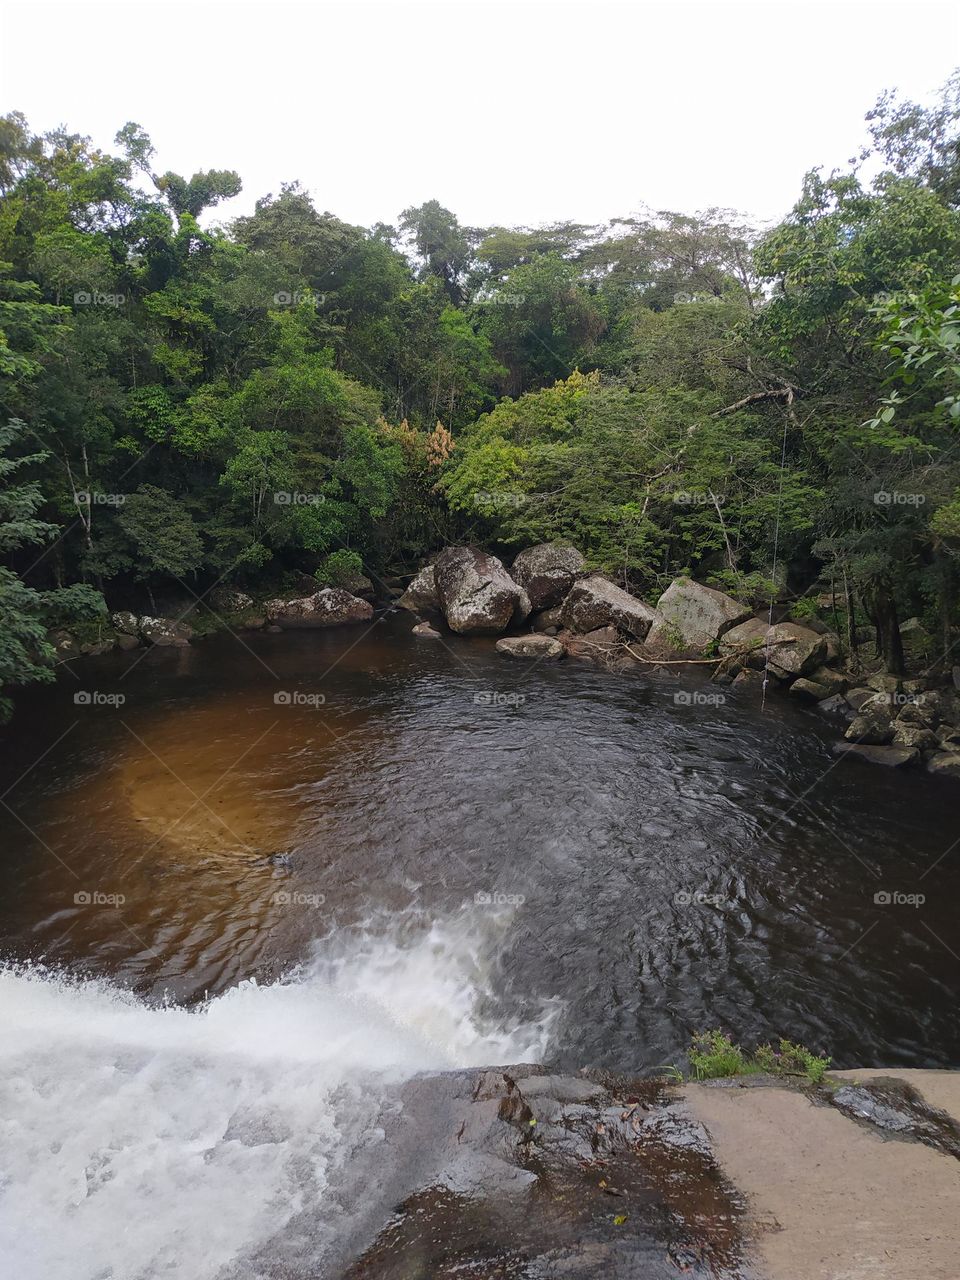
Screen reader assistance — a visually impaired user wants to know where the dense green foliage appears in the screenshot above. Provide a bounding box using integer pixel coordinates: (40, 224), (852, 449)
(0, 73), (958, 711)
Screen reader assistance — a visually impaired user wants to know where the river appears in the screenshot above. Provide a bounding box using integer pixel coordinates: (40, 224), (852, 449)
(0, 612), (957, 1276)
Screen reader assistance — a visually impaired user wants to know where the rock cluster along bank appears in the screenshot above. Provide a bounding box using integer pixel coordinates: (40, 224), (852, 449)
(52, 540), (960, 781)
(398, 542), (960, 782)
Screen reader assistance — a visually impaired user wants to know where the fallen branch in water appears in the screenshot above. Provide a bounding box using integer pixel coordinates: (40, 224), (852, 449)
(621, 642), (722, 666)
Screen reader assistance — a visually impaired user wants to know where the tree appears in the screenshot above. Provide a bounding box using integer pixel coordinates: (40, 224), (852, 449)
(117, 483), (203, 608)
(399, 200), (471, 304)
(0, 419), (104, 718)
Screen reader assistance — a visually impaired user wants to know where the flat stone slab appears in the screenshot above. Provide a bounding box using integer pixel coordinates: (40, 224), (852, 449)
(685, 1078), (960, 1280)
(831, 742), (919, 768)
(495, 635), (564, 660)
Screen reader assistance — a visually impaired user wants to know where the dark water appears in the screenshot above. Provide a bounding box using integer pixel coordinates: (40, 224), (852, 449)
(0, 610), (957, 1070)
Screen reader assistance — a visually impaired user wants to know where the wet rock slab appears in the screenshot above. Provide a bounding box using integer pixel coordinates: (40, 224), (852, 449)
(343, 1067), (753, 1279)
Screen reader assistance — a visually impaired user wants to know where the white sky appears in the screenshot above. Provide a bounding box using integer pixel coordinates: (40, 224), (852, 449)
(2, 0), (958, 232)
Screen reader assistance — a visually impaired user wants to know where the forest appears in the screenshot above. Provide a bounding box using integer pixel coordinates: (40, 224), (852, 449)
(0, 75), (958, 716)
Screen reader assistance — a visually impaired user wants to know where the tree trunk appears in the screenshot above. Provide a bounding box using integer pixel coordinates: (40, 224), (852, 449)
(870, 583), (905, 675)
(842, 566), (857, 658)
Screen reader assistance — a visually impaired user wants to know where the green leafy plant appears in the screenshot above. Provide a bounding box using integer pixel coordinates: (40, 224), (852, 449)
(688, 1030), (831, 1085)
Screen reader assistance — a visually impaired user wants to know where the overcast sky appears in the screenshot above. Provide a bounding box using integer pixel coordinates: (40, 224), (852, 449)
(3, 0), (958, 232)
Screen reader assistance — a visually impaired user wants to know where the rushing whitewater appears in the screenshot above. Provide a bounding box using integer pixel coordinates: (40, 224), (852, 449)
(0, 908), (558, 1280)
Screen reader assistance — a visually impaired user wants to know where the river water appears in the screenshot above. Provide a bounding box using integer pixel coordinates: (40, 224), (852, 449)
(0, 613), (957, 1277)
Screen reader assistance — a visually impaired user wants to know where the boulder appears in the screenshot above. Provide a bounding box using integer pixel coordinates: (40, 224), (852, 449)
(646, 579), (751, 654)
(510, 543), (585, 611)
(845, 687), (876, 712)
(434, 547), (531, 635)
(818, 694), (851, 716)
(937, 725), (960, 751)
(208, 587), (254, 614)
(845, 709), (895, 746)
(926, 752), (960, 779)
(719, 619), (827, 678)
(264, 588), (374, 629)
(333, 572), (375, 602)
(718, 618), (769, 668)
(809, 666), (848, 694)
(397, 564), (439, 614)
(891, 722), (939, 751)
(865, 673), (903, 695)
(732, 668), (764, 690)
(762, 623), (828, 678)
(137, 616), (194, 647)
(789, 677), (833, 701)
(896, 692), (941, 730)
(413, 621), (442, 639)
(832, 743), (920, 768)
(116, 633), (141, 651)
(531, 606), (564, 633)
(111, 611), (139, 636)
(558, 625), (622, 665)
(560, 575), (659, 640)
(495, 635), (564, 660)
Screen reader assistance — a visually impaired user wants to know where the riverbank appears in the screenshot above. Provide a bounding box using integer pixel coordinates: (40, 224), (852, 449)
(341, 1061), (960, 1279)
(44, 540), (960, 785)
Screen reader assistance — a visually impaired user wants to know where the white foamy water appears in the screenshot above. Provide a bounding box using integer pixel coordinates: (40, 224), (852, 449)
(0, 908), (557, 1280)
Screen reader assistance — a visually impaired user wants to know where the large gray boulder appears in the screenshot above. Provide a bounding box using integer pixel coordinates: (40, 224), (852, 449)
(265, 588), (373, 628)
(717, 617), (769, 668)
(891, 722), (939, 751)
(208, 587), (254, 614)
(646, 579), (751, 654)
(719, 619), (827, 678)
(845, 693), (896, 745)
(434, 547), (531, 635)
(137, 615), (194, 647)
(559, 575), (659, 640)
(510, 543), (584, 611)
(397, 564), (439, 614)
(111, 610), (139, 636)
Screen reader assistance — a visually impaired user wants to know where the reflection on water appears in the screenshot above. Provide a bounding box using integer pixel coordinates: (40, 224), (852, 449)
(0, 610), (958, 1068)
